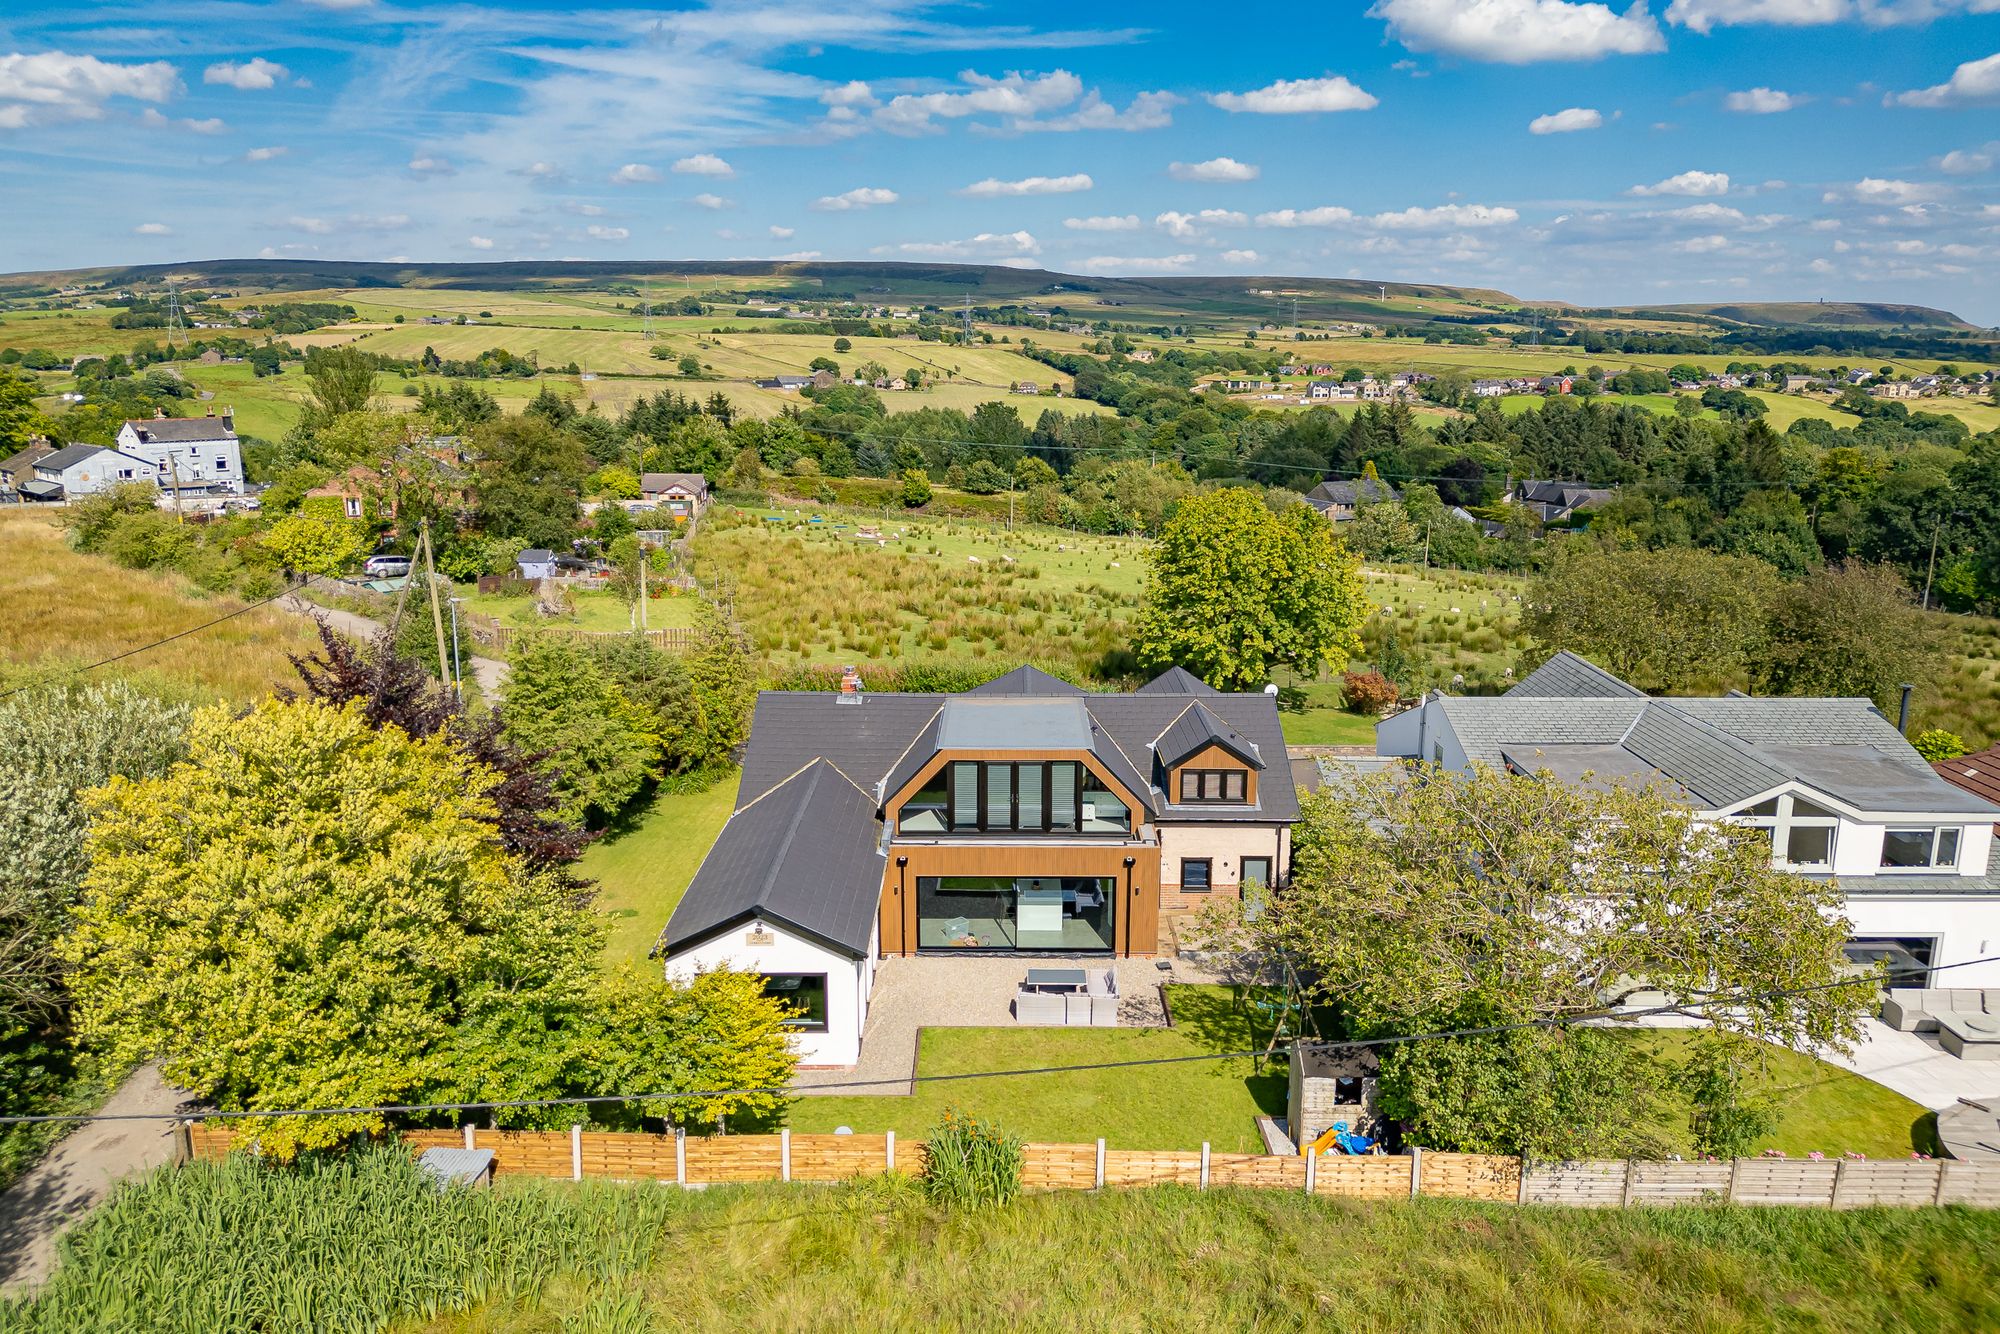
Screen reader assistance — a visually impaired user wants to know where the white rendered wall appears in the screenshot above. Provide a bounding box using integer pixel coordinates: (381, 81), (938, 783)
(663, 919), (868, 1066)
(1842, 894), (2000, 988)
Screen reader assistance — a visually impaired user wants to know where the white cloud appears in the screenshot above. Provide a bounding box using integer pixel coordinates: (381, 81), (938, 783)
(287, 216), (334, 235)
(139, 109), (225, 134)
(1938, 147), (1994, 173)
(1169, 156), (1260, 182)
(1828, 177), (1939, 203)
(515, 161), (563, 181)
(1208, 75), (1377, 113)
(1023, 88), (1179, 132)
(1079, 254), (1198, 273)
(1665, 0), (1848, 31)
(564, 202), (605, 216)
(0, 52), (181, 130)
(690, 192), (731, 209)
(285, 213), (408, 235)
(958, 173), (1094, 197)
(1063, 214), (1141, 231)
(810, 186), (898, 211)
(1155, 209), (1247, 238)
(610, 162), (660, 184)
(767, 251), (823, 261)
(1254, 206), (1358, 227)
(874, 69), (1083, 133)
(1890, 52), (2000, 108)
(890, 230), (1041, 259)
(585, 224), (630, 240)
(1676, 233), (1733, 252)
(203, 57), (289, 91)
(1724, 86), (1798, 113)
(820, 80), (876, 108)
(133, 222), (171, 236)
(1371, 0), (1666, 63)
(406, 154), (454, 175)
(672, 153), (734, 177)
(468, 235), (495, 250)
(245, 145), (287, 162)
(769, 224), (794, 239)
(1528, 106), (1604, 133)
(1370, 203), (1520, 229)
(1629, 169), (1732, 196)
(1220, 249), (1261, 263)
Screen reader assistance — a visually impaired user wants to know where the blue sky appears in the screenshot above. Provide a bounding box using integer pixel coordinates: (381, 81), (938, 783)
(2, 1), (1998, 321)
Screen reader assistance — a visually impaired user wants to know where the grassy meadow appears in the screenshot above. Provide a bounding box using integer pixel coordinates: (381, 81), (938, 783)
(15, 1148), (2000, 1334)
(582, 771), (740, 971)
(0, 508), (317, 705)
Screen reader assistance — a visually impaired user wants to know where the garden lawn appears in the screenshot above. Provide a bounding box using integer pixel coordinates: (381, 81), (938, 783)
(456, 586), (701, 633)
(1277, 708), (1380, 746)
(787, 984), (1290, 1152)
(582, 771), (739, 971)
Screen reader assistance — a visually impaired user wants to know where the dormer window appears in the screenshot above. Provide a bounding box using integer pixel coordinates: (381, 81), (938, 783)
(1179, 769), (1247, 803)
(1734, 793), (1837, 870)
(1882, 827), (1961, 871)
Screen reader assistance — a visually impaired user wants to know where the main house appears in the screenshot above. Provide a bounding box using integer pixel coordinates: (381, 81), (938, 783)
(655, 666), (1297, 1064)
(1377, 651), (2000, 990)
(115, 409), (244, 496)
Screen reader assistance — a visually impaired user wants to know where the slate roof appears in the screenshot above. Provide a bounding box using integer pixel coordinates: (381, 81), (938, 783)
(640, 471), (708, 496)
(36, 444), (112, 472)
(966, 665), (1084, 696)
(1435, 655), (1999, 817)
(1935, 745), (2000, 812)
(662, 759), (886, 957)
(1508, 651), (1645, 700)
(1153, 701), (1263, 771)
(1306, 477), (1399, 509)
(122, 416), (236, 443)
(1136, 666), (1221, 696)
(0, 441), (54, 478)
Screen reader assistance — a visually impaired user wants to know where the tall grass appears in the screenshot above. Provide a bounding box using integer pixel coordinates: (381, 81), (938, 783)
(0, 510), (316, 705)
(921, 1107), (1023, 1209)
(14, 1156), (2000, 1333)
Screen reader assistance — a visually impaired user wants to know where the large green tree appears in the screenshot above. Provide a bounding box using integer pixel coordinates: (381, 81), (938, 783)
(1525, 541), (1779, 691)
(472, 414), (592, 549)
(501, 636), (660, 824)
(302, 346), (378, 423)
(1261, 766), (1858, 1158)
(1133, 488), (1368, 690)
(1752, 561), (1948, 710)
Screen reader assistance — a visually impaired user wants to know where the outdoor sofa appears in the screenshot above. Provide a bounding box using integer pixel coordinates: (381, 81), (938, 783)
(1880, 988), (2000, 1033)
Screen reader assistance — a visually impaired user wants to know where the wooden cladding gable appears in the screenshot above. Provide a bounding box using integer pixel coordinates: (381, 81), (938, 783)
(1167, 743), (1258, 807)
(882, 748), (1149, 838)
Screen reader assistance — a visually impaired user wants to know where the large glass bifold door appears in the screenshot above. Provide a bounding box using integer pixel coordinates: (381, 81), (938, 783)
(916, 875), (1116, 951)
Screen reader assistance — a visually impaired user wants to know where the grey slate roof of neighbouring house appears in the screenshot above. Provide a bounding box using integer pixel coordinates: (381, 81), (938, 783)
(1305, 477), (1399, 510)
(35, 444), (113, 472)
(1136, 665), (1220, 696)
(1153, 700), (1263, 771)
(662, 759), (887, 957)
(1437, 654), (1999, 818)
(640, 472), (708, 495)
(122, 416), (236, 443)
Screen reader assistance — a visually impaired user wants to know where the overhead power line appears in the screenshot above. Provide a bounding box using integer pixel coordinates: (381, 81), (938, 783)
(5, 955), (1989, 1128)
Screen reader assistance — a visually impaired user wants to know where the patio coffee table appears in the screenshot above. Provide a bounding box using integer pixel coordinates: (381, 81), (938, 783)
(1938, 1013), (2000, 1061)
(1023, 967), (1088, 994)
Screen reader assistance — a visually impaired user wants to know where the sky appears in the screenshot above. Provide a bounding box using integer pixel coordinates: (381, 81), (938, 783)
(1, 1), (1998, 322)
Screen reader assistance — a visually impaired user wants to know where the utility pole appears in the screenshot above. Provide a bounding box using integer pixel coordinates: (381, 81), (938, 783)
(448, 596), (464, 691)
(165, 284), (187, 351)
(1423, 519), (1432, 570)
(638, 538), (649, 631)
(419, 519), (451, 684)
(164, 449), (184, 522)
(1922, 515), (1942, 611)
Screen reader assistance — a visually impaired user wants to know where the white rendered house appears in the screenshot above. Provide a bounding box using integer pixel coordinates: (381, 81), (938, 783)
(1377, 652), (2000, 988)
(115, 410), (244, 495)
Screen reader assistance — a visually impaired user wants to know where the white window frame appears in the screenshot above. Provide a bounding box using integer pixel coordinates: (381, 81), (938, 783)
(1879, 826), (1962, 872)
(1731, 792), (1839, 871)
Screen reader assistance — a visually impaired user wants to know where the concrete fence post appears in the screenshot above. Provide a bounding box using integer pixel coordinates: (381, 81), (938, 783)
(463, 1125), (475, 1151)
(675, 1128), (686, 1188)
(1621, 1158), (1637, 1207)
(1410, 1146), (1423, 1199)
(1200, 1142), (1210, 1189)
(1517, 1156), (1531, 1205)
(1831, 1156), (1849, 1209)
(1934, 1160), (1950, 1206)
(1727, 1157), (1744, 1203)
(885, 1130), (896, 1173)
(1305, 1147), (1317, 1195)
(1095, 1138), (1106, 1190)
(781, 1128), (792, 1182)
(173, 1119), (194, 1166)
(570, 1124), (582, 1182)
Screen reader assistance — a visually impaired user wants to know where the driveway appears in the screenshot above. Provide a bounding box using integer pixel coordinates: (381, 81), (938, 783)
(280, 593), (508, 697)
(0, 1065), (189, 1295)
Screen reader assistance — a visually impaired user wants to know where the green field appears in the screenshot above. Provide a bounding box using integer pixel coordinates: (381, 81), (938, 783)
(456, 585), (701, 633)
(581, 772), (740, 971)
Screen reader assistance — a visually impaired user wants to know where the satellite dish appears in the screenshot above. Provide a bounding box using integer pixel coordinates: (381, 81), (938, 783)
(1263, 683), (1280, 696)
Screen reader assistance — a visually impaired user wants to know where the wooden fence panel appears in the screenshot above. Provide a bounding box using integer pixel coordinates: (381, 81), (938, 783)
(1729, 1159), (1839, 1207)
(1102, 1150), (1202, 1188)
(1208, 1153), (1307, 1191)
(1834, 1160), (1944, 1208)
(1628, 1160), (1733, 1206)
(1311, 1156), (1411, 1201)
(1023, 1142), (1099, 1191)
(1937, 1160), (2000, 1207)
(789, 1134), (892, 1181)
(187, 1125), (236, 1160)
(1524, 1160), (1625, 1207)
(400, 1129), (465, 1153)
(682, 1134), (783, 1184)
(1421, 1152), (1521, 1203)
(577, 1131), (678, 1181)
(474, 1130), (574, 1179)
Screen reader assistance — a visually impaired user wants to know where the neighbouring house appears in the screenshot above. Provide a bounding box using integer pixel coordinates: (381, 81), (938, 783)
(26, 444), (159, 501)
(1304, 475), (1400, 521)
(1507, 479), (1618, 526)
(655, 665), (1298, 1065)
(115, 408), (244, 496)
(1846, 368), (1875, 386)
(1871, 381), (1921, 400)
(515, 548), (557, 580)
(1129, 348), (1155, 363)
(1011, 381), (1039, 395)
(0, 439), (56, 501)
(639, 471), (709, 522)
(1470, 379), (1509, 397)
(1307, 380), (1358, 402)
(1935, 745), (2000, 829)
(304, 466), (381, 521)
(755, 375), (814, 392)
(1377, 651), (2000, 988)
(1782, 374), (1818, 393)
(1538, 375), (1575, 396)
